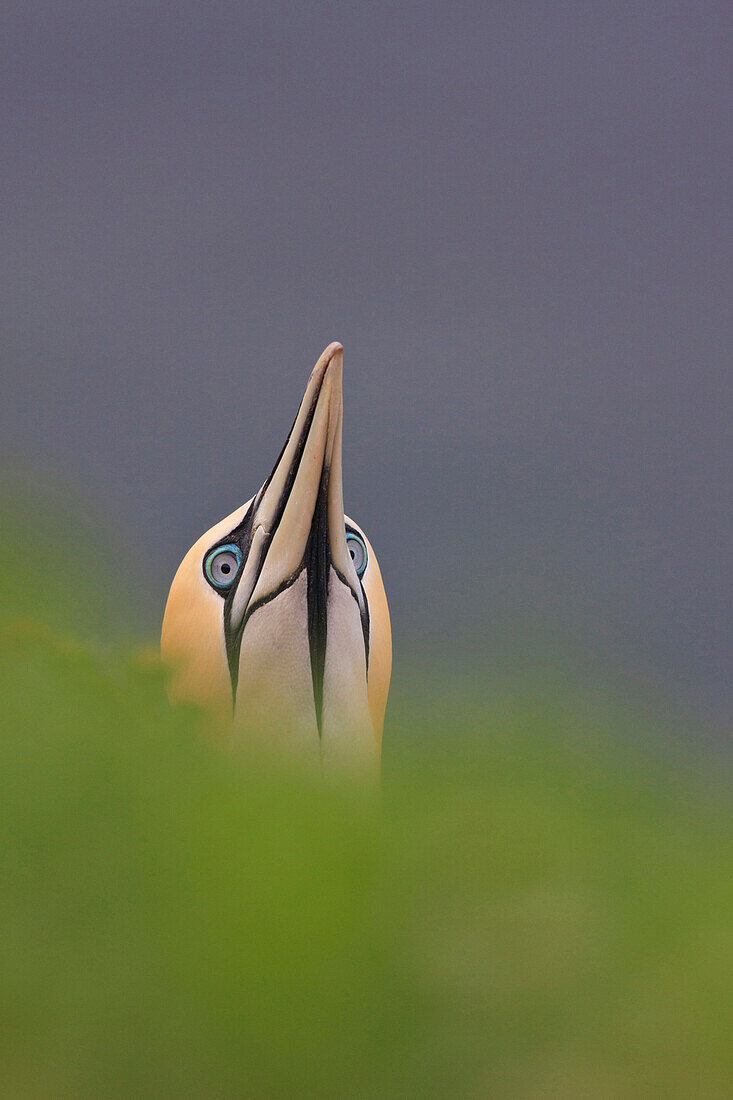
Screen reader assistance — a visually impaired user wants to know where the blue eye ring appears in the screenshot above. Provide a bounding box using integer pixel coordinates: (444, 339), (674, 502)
(204, 543), (242, 589)
(345, 531), (368, 577)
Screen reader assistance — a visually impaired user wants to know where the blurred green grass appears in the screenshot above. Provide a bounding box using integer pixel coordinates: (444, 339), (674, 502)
(1, 494), (732, 1097)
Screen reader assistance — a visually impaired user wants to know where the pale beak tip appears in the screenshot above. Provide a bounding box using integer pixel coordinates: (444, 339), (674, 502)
(323, 341), (343, 361)
(306, 342), (344, 387)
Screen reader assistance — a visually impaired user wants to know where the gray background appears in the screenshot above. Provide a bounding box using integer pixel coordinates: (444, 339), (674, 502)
(1, 2), (730, 722)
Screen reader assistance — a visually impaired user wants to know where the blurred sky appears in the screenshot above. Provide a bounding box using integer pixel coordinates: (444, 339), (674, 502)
(0, 1), (730, 720)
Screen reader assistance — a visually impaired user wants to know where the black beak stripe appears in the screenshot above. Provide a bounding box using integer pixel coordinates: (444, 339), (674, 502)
(305, 465), (331, 737)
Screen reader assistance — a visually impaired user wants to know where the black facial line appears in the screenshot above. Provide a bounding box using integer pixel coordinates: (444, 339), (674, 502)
(241, 561), (305, 625)
(305, 464), (331, 739)
(331, 562), (370, 672)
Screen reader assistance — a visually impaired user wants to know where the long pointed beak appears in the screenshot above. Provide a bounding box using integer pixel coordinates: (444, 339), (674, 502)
(229, 343), (363, 634)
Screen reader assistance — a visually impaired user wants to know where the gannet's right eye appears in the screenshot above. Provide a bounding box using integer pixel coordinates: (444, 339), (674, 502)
(346, 531), (368, 577)
(204, 543), (242, 590)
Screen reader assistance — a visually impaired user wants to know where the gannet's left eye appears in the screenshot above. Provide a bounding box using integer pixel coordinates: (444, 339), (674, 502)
(205, 543), (242, 589)
(346, 531), (368, 577)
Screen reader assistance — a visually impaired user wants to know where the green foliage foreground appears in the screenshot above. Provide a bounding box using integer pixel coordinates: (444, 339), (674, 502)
(0, 509), (731, 1096)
